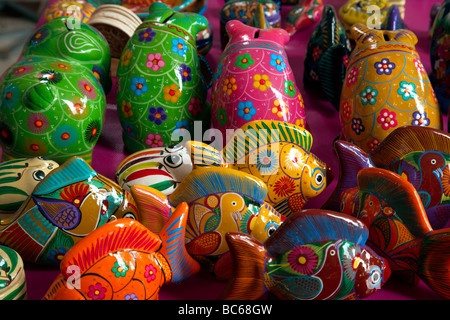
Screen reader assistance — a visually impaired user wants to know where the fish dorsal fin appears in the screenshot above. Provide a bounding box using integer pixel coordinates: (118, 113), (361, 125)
(34, 157), (96, 196)
(265, 209), (368, 258)
(61, 218), (162, 277)
(185, 140), (228, 169)
(169, 166), (267, 206)
(357, 167), (433, 237)
(223, 120), (313, 164)
(370, 126), (450, 167)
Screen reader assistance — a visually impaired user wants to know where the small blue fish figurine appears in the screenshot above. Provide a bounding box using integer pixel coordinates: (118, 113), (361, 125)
(220, 209), (391, 300)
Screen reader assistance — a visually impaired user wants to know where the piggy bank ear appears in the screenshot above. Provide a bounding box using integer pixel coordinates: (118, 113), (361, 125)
(260, 27), (290, 46)
(225, 20), (253, 43)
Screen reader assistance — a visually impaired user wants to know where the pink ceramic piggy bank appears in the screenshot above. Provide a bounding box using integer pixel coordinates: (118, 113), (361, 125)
(211, 20), (307, 147)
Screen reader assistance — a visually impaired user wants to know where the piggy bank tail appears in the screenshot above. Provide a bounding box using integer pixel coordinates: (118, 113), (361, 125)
(218, 233), (266, 300)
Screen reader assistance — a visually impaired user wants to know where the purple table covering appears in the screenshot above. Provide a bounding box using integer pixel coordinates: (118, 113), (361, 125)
(19, 0), (445, 300)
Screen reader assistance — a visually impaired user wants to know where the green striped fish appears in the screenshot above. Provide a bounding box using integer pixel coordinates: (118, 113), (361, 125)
(0, 245), (27, 300)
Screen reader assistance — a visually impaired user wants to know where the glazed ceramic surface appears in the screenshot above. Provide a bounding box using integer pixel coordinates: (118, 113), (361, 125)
(285, 0), (324, 36)
(43, 203), (200, 300)
(211, 20), (307, 147)
(0, 157), (138, 265)
(339, 24), (442, 153)
(0, 17), (111, 165)
(220, 209), (390, 300)
(430, 0), (450, 114)
(116, 2), (210, 154)
(0, 157), (59, 215)
(44, 0), (96, 23)
(339, 0), (391, 31)
(0, 246), (27, 300)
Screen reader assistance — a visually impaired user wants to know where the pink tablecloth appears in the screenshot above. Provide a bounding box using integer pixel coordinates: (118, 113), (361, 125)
(22, 0), (445, 300)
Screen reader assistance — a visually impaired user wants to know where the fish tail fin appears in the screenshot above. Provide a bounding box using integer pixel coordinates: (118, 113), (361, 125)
(322, 140), (373, 211)
(218, 233), (266, 300)
(130, 185), (173, 234)
(419, 229), (450, 299)
(159, 202), (201, 283)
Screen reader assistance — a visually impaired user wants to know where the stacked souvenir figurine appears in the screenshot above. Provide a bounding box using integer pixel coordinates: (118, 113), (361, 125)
(0, 0), (449, 301)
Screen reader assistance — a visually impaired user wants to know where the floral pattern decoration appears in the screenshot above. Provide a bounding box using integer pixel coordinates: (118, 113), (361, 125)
(235, 53), (254, 70)
(148, 106), (167, 125)
(360, 86), (378, 105)
(237, 101), (256, 121)
(411, 110), (430, 126)
(377, 109), (398, 130)
(253, 74), (271, 91)
(146, 53), (165, 71)
(374, 58), (396, 75)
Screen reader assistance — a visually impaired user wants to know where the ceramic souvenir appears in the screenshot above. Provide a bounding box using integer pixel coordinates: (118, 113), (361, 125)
(284, 0), (324, 36)
(130, 166), (285, 280)
(430, 0), (450, 113)
(379, 4), (407, 30)
(219, 0), (281, 49)
(219, 209), (391, 300)
(44, 0), (96, 23)
(0, 157), (59, 216)
(116, 2), (211, 154)
(337, 24), (442, 153)
(0, 246), (27, 300)
(43, 203), (200, 300)
(211, 20), (308, 147)
(347, 167), (450, 299)
(324, 126), (450, 230)
(339, 0), (392, 32)
(303, 5), (352, 109)
(0, 156), (138, 265)
(0, 17), (111, 165)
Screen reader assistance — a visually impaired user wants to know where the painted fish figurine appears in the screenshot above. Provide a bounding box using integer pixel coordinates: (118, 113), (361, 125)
(219, 209), (391, 300)
(130, 165), (285, 280)
(0, 245), (27, 300)
(0, 156), (138, 265)
(323, 126), (450, 230)
(349, 167), (450, 299)
(0, 157), (59, 216)
(284, 0), (324, 36)
(43, 202), (200, 300)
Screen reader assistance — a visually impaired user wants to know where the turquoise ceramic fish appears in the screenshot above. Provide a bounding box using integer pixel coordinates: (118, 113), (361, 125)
(220, 209), (390, 300)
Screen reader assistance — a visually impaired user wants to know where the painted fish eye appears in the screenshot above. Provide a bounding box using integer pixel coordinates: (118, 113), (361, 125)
(315, 172), (324, 185)
(164, 154), (183, 168)
(165, 144), (183, 153)
(369, 201), (373, 206)
(369, 266), (382, 288)
(123, 212), (136, 220)
(330, 249), (336, 256)
(231, 201), (237, 206)
(265, 222), (278, 237)
(32, 170), (46, 181)
(431, 159), (437, 165)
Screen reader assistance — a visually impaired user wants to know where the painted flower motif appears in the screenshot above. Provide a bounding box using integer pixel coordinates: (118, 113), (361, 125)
(346, 67), (359, 86)
(112, 261), (129, 278)
(20, 57), (42, 65)
(121, 48), (133, 67)
(0, 122), (13, 146)
(413, 58), (426, 74)
(188, 98), (201, 116)
(342, 101), (352, 119)
(139, 27), (156, 42)
(27, 112), (49, 134)
(173, 120), (191, 138)
(121, 100), (133, 118)
(30, 28), (49, 45)
(343, 54), (349, 68)
(309, 70), (319, 81)
(145, 133), (164, 148)
(284, 80), (296, 98)
(171, 38), (188, 57)
(343, 245), (362, 280)
(38, 69), (62, 84)
(24, 137), (48, 156)
(222, 77), (237, 96)
(270, 53), (287, 72)
(51, 124), (78, 148)
(1, 84), (19, 110)
(273, 176), (296, 198)
(312, 46), (322, 61)
(271, 99), (288, 119)
(163, 84), (182, 103)
(255, 149), (278, 176)
(287, 245), (318, 275)
(12, 65), (33, 77)
(130, 77), (148, 97)
(351, 117), (365, 135)
(367, 138), (381, 153)
(217, 108), (228, 126)
(397, 81), (417, 101)
(360, 86), (378, 105)
(88, 283), (106, 300)
(237, 101), (257, 121)
(85, 120), (101, 144)
(148, 106), (167, 125)
(123, 121), (135, 137)
(91, 65), (104, 84)
(295, 118), (305, 129)
(253, 74), (272, 92)
(411, 110), (430, 126)
(178, 63), (192, 82)
(442, 166), (450, 196)
(50, 62), (73, 72)
(374, 58), (396, 75)
(235, 53), (254, 70)
(377, 109), (398, 130)
(146, 53), (165, 71)
(77, 79), (97, 100)
(144, 264), (157, 283)
(46, 247), (68, 264)
(125, 293), (139, 300)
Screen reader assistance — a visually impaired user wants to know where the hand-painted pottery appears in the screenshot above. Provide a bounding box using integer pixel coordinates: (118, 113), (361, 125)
(323, 126), (450, 231)
(44, 0), (96, 23)
(339, 24), (442, 153)
(430, 0), (450, 114)
(219, 209), (391, 300)
(338, 0), (392, 31)
(303, 5), (351, 109)
(43, 203), (200, 300)
(116, 2), (211, 154)
(284, 0), (324, 36)
(130, 165), (285, 280)
(0, 156), (138, 265)
(219, 0), (281, 49)
(379, 4), (407, 30)
(0, 246), (27, 300)
(0, 157), (59, 216)
(0, 17), (111, 165)
(347, 167), (450, 299)
(211, 20), (307, 147)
